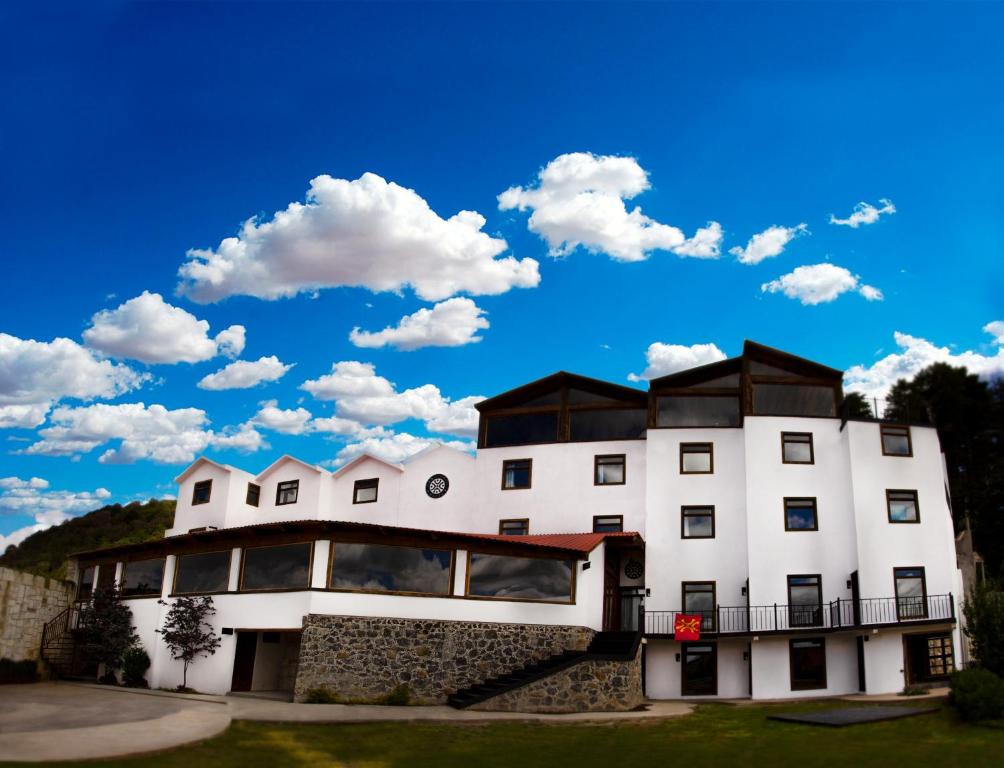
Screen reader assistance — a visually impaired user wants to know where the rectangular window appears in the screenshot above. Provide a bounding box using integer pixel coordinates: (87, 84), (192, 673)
(467, 554), (573, 602)
(790, 638), (827, 690)
(682, 581), (716, 631)
(894, 567), (927, 620)
(594, 454), (626, 485)
(752, 384), (837, 417)
(77, 566), (95, 600)
(787, 574), (823, 627)
(656, 396), (740, 428)
(120, 558), (165, 597)
(276, 480), (299, 506)
(96, 563), (116, 592)
(353, 478), (379, 504)
(173, 550), (232, 595)
(499, 518), (529, 535)
(192, 479), (212, 505)
(329, 542), (452, 595)
(569, 408), (647, 441)
(246, 483), (261, 507)
(781, 432), (814, 464)
(681, 506), (715, 539)
(784, 497), (818, 531)
(887, 490), (920, 523)
(881, 425), (912, 456)
(680, 443), (713, 474)
(501, 459), (532, 490)
(240, 542), (311, 591)
(592, 515), (624, 532)
(484, 411), (559, 448)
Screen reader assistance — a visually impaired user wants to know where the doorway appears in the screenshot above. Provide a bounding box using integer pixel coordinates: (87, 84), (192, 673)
(904, 632), (954, 685)
(231, 631), (257, 692)
(856, 636), (866, 692)
(681, 642), (717, 696)
(230, 630), (302, 696)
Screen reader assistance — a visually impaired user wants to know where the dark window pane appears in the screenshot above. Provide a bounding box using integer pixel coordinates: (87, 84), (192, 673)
(192, 480), (212, 505)
(276, 480), (299, 505)
(749, 361), (799, 376)
(593, 516), (623, 532)
(246, 483), (260, 507)
(657, 397), (740, 427)
(329, 543), (451, 595)
(485, 412), (559, 447)
(499, 519), (529, 535)
(881, 426), (911, 456)
(785, 499), (818, 530)
(565, 388), (622, 405)
(569, 409), (647, 441)
(353, 479), (379, 504)
(468, 554), (573, 602)
(895, 568), (927, 618)
(121, 558), (165, 597)
(595, 455), (625, 485)
(520, 391), (562, 407)
(681, 443), (713, 473)
(690, 373), (741, 388)
(753, 384), (837, 417)
(782, 433), (813, 463)
(790, 638), (826, 689)
(174, 551), (231, 594)
(502, 459), (531, 489)
(78, 566), (94, 600)
(97, 564), (116, 591)
(682, 508), (714, 538)
(788, 575), (822, 627)
(241, 543), (311, 590)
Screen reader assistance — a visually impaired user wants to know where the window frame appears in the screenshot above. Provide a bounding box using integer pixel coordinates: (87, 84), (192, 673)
(593, 453), (626, 486)
(119, 557), (166, 599)
(886, 489), (920, 524)
(781, 432), (815, 465)
(894, 566), (928, 620)
(327, 541), (455, 597)
(789, 637), (827, 691)
(465, 551), (576, 604)
(238, 541), (314, 593)
(681, 580), (717, 631)
(783, 496), (819, 532)
(352, 478), (379, 505)
(787, 573), (823, 628)
(275, 480), (299, 506)
(501, 458), (533, 490)
(498, 518), (530, 536)
(679, 442), (714, 474)
(592, 515), (624, 533)
(191, 479), (212, 506)
(881, 425), (913, 457)
(245, 483), (261, 508)
(171, 549), (233, 596)
(681, 506), (716, 539)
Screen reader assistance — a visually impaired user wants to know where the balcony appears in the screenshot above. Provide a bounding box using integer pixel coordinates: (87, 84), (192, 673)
(644, 593), (955, 637)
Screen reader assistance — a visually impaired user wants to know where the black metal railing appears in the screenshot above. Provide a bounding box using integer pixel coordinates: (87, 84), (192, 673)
(645, 593), (954, 636)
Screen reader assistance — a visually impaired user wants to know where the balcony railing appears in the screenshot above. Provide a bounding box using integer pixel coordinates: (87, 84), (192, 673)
(644, 593), (954, 636)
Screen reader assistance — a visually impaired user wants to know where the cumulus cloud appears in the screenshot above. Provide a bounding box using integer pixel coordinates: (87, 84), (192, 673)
(0, 478), (112, 550)
(177, 172), (539, 303)
(498, 152), (723, 262)
(729, 223), (808, 265)
(83, 291), (245, 364)
(198, 356), (293, 390)
(984, 320), (1004, 345)
(330, 431), (475, 467)
(628, 342), (728, 382)
(830, 199), (896, 228)
(349, 298), (489, 351)
(844, 325), (1004, 401)
(761, 263), (884, 305)
(250, 401), (314, 435)
(0, 403), (51, 429)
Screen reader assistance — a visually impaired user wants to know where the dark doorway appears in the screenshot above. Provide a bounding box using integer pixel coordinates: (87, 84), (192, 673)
(681, 642), (717, 696)
(603, 551), (620, 631)
(904, 633), (954, 685)
(850, 571), (861, 626)
(856, 636), (866, 692)
(231, 631), (258, 692)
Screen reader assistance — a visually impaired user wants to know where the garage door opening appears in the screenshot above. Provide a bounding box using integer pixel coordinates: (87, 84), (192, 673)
(230, 630), (301, 700)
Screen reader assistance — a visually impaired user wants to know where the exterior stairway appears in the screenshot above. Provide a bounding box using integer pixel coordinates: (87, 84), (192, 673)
(39, 604), (90, 679)
(447, 630), (640, 709)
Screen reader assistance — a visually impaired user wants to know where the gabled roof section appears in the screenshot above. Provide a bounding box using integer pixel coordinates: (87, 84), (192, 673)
(173, 456), (235, 484)
(400, 442), (475, 465)
(331, 452), (405, 478)
(475, 371), (646, 412)
(256, 454), (327, 482)
(648, 356), (743, 389)
(743, 340), (843, 380)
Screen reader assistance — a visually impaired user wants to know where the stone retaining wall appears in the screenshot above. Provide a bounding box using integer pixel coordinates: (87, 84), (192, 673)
(293, 614), (594, 704)
(0, 567), (74, 661)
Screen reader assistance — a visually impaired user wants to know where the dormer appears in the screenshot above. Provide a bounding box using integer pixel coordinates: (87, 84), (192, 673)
(170, 457), (247, 534)
(331, 453), (404, 520)
(254, 455), (329, 520)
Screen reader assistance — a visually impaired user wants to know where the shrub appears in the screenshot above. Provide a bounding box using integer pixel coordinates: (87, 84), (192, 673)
(949, 668), (1004, 722)
(122, 647), (150, 687)
(962, 584), (1004, 677)
(901, 684), (928, 696)
(379, 684), (412, 706)
(0, 658), (38, 684)
(304, 687), (341, 704)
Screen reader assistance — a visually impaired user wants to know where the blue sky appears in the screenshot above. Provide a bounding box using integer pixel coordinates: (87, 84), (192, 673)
(1, 1), (1002, 546)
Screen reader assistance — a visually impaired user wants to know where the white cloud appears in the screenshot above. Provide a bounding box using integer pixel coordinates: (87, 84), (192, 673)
(0, 403), (51, 429)
(330, 431), (475, 467)
(349, 298), (489, 351)
(830, 199), (896, 228)
(844, 325), (1004, 401)
(83, 291), (245, 364)
(729, 223), (808, 265)
(210, 424), (267, 453)
(251, 401), (314, 435)
(177, 172), (539, 303)
(628, 342), (728, 382)
(498, 152), (723, 262)
(198, 356), (294, 390)
(0, 478), (112, 551)
(984, 320), (1004, 345)
(761, 263), (884, 305)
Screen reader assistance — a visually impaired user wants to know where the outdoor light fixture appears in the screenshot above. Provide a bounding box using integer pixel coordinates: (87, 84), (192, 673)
(582, 561), (591, 571)
(222, 627), (234, 635)
(675, 653), (681, 662)
(741, 585), (747, 596)
(846, 579), (853, 589)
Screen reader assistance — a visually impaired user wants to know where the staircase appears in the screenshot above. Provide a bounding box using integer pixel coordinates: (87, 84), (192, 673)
(39, 604), (89, 679)
(447, 630), (640, 709)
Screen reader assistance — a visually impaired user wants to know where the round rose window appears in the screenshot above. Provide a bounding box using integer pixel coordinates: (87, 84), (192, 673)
(425, 474), (449, 499)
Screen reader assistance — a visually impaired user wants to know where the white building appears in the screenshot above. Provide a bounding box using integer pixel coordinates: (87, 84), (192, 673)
(58, 341), (965, 708)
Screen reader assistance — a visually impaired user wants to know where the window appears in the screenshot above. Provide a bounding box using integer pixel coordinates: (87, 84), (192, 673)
(681, 506), (715, 539)
(77, 566), (95, 600)
(499, 518), (529, 535)
(484, 412), (559, 448)
(787, 574), (823, 627)
(501, 459), (532, 490)
(240, 542), (311, 591)
(682, 581), (716, 631)
(96, 563), (116, 592)
(781, 432), (814, 464)
(887, 490), (920, 523)
(881, 425), (912, 456)
(174, 550), (232, 595)
(246, 483), (260, 507)
(594, 454), (626, 485)
(467, 554), (574, 602)
(192, 479), (212, 505)
(592, 515), (624, 532)
(353, 478), (379, 504)
(276, 480), (299, 506)
(656, 396), (741, 427)
(120, 558), (165, 597)
(784, 497), (818, 531)
(329, 542), (452, 595)
(894, 567), (927, 619)
(790, 638), (827, 690)
(680, 443), (713, 474)
(752, 384), (837, 417)
(569, 408), (647, 441)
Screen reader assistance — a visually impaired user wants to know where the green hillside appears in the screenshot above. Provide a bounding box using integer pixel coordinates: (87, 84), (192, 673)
(0, 499), (175, 580)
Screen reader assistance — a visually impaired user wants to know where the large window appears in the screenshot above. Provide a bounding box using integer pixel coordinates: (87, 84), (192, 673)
(569, 408), (647, 441)
(276, 480), (299, 506)
(121, 558), (165, 597)
(784, 497), (818, 531)
(328, 542), (452, 595)
(192, 479), (212, 505)
(498, 518), (529, 536)
(881, 425), (912, 456)
(484, 412), (559, 448)
(680, 443), (713, 474)
(752, 384), (837, 417)
(681, 506), (715, 539)
(682, 581), (716, 631)
(894, 567), (927, 619)
(467, 554), (573, 602)
(656, 396), (740, 428)
(174, 550), (232, 595)
(501, 459), (532, 490)
(353, 478), (379, 504)
(77, 566), (95, 600)
(787, 574), (823, 627)
(240, 542), (312, 591)
(790, 638), (827, 690)
(781, 432), (814, 464)
(594, 454), (626, 485)
(887, 490), (920, 524)
(246, 483), (261, 507)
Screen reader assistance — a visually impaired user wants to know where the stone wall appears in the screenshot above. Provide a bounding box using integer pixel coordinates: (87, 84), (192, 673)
(0, 567), (74, 662)
(293, 614), (594, 704)
(469, 647), (643, 713)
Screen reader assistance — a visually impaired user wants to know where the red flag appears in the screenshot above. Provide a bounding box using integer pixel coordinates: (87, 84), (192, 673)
(674, 613), (702, 641)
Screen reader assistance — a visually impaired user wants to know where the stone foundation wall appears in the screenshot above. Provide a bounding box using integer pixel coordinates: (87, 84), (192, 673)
(293, 614), (594, 704)
(469, 647), (643, 713)
(0, 567), (74, 661)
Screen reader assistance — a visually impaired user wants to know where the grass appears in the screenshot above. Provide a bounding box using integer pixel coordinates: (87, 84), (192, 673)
(6, 699), (1003, 768)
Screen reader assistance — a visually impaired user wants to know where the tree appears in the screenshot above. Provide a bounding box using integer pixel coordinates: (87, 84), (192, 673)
(78, 588), (137, 679)
(963, 582), (1004, 677)
(157, 596), (222, 690)
(842, 392), (874, 419)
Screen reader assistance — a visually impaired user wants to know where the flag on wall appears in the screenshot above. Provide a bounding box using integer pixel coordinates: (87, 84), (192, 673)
(674, 614), (702, 641)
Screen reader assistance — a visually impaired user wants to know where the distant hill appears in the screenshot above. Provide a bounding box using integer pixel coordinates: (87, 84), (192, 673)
(0, 499), (175, 580)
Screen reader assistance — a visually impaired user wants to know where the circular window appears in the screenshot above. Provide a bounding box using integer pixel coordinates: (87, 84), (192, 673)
(425, 474), (449, 499)
(623, 559), (644, 580)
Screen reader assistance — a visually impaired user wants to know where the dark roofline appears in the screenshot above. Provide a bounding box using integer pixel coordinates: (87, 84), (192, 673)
(647, 356), (743, 388)
(742, 339), (844, 379)
(475, 370), (647, 412)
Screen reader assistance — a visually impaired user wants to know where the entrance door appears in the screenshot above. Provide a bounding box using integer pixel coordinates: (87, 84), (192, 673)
(231, 631), (258, 692)
(850, 571), (861, 626)
(904, 633), (954, 684)
(681, 643), (717, 696)
(603, 552), (621, 631)
(856, 636), (866, 692)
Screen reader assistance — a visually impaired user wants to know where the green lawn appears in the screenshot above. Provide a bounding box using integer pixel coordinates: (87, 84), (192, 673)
(11, 700), (1004, 768)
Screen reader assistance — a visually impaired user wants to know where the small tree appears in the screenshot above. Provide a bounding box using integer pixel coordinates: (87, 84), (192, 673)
(157, 596), (221, 690)
(78, 587), (137, 680)
(963, 582), (1004, 677)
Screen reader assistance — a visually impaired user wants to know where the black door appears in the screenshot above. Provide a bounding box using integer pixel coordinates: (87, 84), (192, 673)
(603, 552), (621, 631)
(850, 571), (861, 626)
(681, 643), (717, 696)
(856, 636), (866, 692)
(231, 631), (258, 692)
